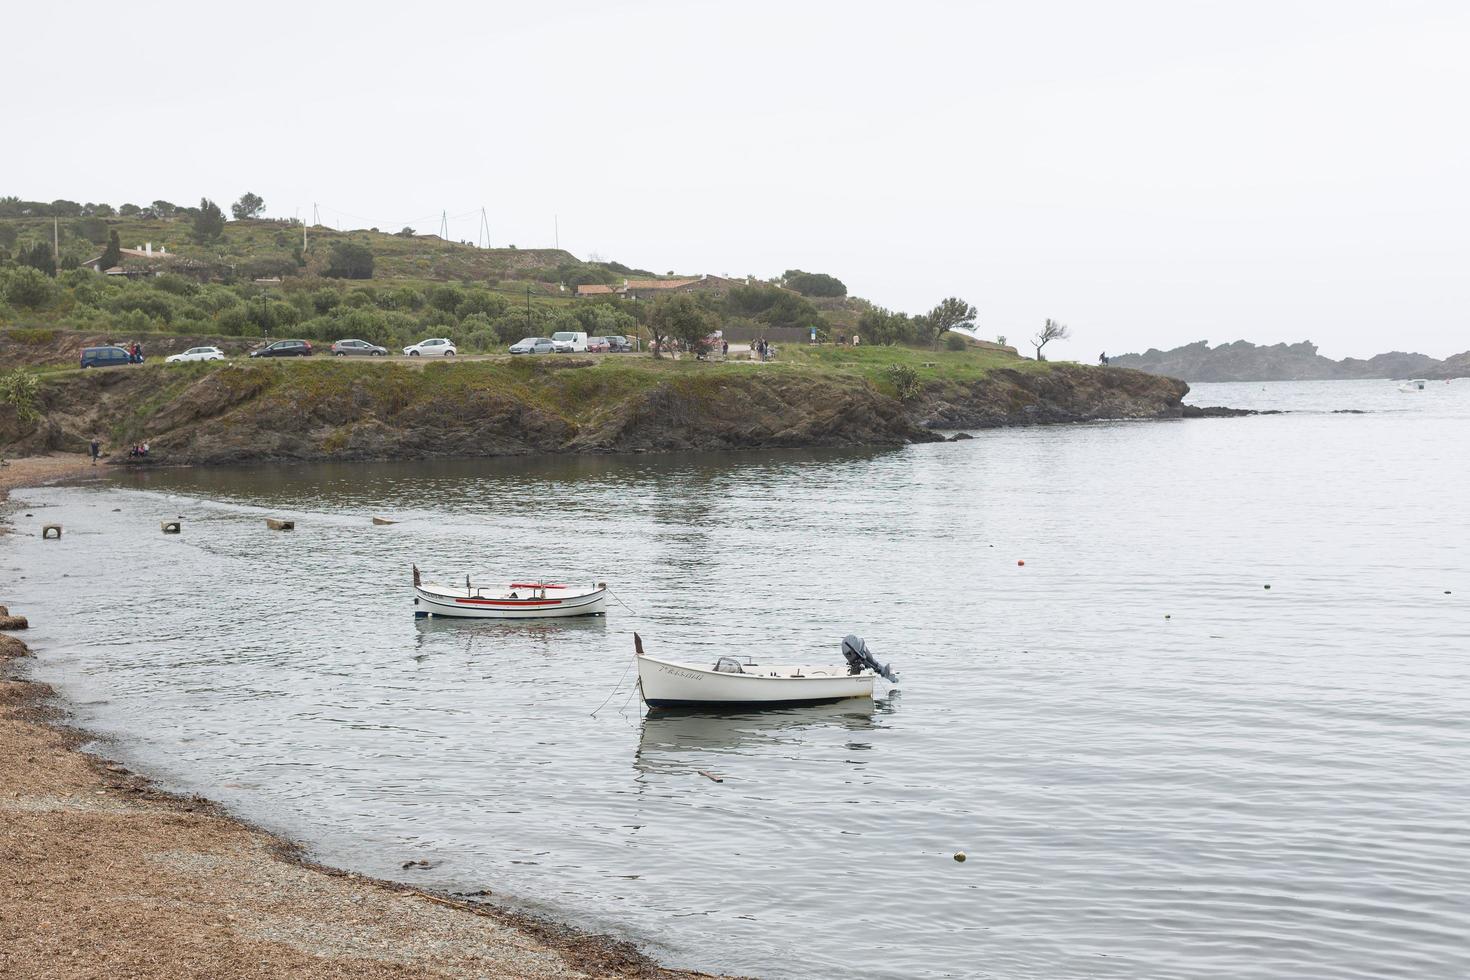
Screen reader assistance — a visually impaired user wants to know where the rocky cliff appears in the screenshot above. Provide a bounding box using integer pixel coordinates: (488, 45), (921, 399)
(0, 358), (1193, 465)
(1110, 340), (1467, 382)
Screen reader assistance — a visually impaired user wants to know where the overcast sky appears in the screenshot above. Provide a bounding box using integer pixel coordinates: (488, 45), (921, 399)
(9, 1), (1468, 358)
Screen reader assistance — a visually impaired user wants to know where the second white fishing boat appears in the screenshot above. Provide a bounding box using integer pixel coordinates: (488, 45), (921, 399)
(413, 566), (607, 619)
(634, 633), (897, 709)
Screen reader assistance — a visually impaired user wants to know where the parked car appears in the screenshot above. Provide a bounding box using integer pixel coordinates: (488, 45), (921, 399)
(509, 337), (556, 355)
(403, 337), (456, 357)
(331, 339), (388, 357)
(551, 331), (588, 353)
(605, 335), (633, 353)
(249, 340), (313, 358)
(585, 336), (611, 353)
(80, 346), (133, 369)
(165, 346), (225, 363)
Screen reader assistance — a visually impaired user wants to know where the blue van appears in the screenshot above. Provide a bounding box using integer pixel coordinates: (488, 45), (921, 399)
(80, 346), (133, 369)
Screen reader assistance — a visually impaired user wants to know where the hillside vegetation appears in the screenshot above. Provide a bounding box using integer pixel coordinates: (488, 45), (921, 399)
(0, 195), (1017, 359)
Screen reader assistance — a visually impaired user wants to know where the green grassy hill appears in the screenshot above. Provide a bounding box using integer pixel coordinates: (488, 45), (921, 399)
(0, 198), (1002, 361)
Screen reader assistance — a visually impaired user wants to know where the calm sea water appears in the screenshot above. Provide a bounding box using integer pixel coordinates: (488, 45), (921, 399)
(6, 379), (1468, 979)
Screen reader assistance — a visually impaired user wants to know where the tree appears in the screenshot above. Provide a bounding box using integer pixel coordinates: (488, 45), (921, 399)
(17, 242), (56, 277)
(192, 198), (226, 242)
(118, 203), (141, 217)
(856, 305), (912, 346)
(648, 293), (715, 358)
(2, 267), (59, 307)
(151, 200), (180, 219)
(781, 269), (847, 298)
(324, 241), (374, 279)
(924, 297), (978, 348)
(231, 191), (266, 220)
(100, 230), (121, 269)
(395, 227), (416, 237)
(1032, 318), (1070, 361)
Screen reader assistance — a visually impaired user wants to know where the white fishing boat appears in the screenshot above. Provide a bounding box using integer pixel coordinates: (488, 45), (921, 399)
(1399, 378), (1428, 392)
(634, 633), (897, 710)
(413, 566), (607, 619)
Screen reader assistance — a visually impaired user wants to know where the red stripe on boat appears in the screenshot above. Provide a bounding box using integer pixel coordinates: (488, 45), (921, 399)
(453, 597), (562, 606)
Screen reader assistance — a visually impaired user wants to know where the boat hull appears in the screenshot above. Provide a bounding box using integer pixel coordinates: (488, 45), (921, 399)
(414, 585), (606, 619)
(637, 654), (874, 709)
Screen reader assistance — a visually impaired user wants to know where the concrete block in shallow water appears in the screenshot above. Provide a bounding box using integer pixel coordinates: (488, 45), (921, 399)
(160, 521), (181, 534)
(42, 524), (61, 539)
(265, 519), (295, 531)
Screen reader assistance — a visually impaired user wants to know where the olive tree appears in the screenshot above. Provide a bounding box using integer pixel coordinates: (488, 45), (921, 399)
(648, 293), (715, 358)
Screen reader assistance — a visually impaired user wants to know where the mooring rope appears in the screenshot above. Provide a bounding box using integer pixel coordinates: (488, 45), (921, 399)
(591, 653), (635, 717)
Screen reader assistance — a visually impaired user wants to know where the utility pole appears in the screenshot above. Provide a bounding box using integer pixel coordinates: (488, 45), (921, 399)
(526, 286), (532, 334)
(53, 217), (59, 268)
(478, 207), (489, 249)
(312, 203), (320, 227)
(439, 210), (448, 240)
(554, 214), (559, 250)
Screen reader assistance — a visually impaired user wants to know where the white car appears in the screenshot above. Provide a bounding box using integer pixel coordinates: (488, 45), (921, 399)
(551, 331), (588, 353)
(165, 346), (225, 363)
(403, 337), (457, 357)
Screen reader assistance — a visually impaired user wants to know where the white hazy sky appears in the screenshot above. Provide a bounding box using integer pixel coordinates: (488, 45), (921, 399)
(8, 1), (1468, 359)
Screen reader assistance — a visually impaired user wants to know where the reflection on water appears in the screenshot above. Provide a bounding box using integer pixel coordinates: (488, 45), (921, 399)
(8, 381), (1470, 980)
(635, 700), (884, 775)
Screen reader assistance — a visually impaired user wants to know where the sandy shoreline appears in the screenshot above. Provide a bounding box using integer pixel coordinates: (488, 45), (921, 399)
(1, 455), (729, 980)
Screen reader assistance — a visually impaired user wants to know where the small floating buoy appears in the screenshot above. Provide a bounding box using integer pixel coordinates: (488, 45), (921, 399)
(1164, 614), (1171, 619)
(1017, 560), (1025, 566)
(953, 851), (967, 863)
(1263, 584), (1271, 590)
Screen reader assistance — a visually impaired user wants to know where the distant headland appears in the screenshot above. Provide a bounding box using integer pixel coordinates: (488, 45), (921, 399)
(1110, 340), (1470, 383)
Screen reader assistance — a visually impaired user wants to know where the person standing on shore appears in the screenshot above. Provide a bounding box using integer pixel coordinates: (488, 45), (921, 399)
(89, 437), (100, 465)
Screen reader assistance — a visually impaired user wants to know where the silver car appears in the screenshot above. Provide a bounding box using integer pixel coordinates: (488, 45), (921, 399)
(509, 337), (556, 354)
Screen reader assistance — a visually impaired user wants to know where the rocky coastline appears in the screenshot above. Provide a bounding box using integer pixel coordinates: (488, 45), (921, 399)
(2, 359), (1206, 467)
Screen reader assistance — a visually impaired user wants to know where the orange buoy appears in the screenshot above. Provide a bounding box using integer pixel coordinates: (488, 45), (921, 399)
(1017, 560), (1025, 566)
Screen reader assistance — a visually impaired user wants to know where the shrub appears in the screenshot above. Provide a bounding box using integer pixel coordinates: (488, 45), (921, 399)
(427, 284), (463, 313)
(0, 368), (41, 423)
(151, 273), (199, 296)
(324, 241), (374, 279)
(377, 286), (422, 311)
(109, 289), (176, 324)
(885, 363), (922, 402)
(6, 328), (57, 345)
(945, 333), (968, 351)
(459, 289), (508, 318)
(310, 288), (342, 314)
(3, 267), (60, 309)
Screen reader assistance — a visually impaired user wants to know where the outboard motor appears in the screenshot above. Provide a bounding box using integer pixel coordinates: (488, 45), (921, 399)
(842, 635), (898, 682)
